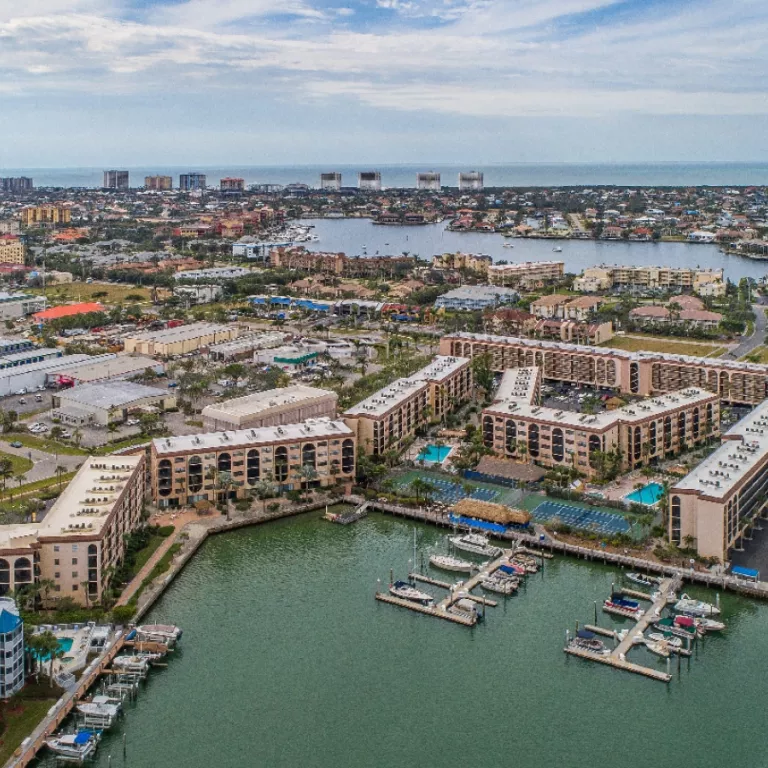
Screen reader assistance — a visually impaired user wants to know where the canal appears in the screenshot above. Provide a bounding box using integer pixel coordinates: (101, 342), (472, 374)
(82, 512), (767, 768)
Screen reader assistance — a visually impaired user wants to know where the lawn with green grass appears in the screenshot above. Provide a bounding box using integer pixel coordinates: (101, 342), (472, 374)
(27, 282), (151, 305)
(4, 433), (87, 456)
(0, 451), (33, 476)
(0, 695), (57, 765)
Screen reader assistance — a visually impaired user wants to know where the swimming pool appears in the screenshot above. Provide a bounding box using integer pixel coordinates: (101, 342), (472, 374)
(32, 636), (74, 661)
(417, 444), (451, 463)
(625, 482), (664, 506)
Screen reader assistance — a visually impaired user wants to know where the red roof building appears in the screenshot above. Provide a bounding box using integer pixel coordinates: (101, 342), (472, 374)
(33, 302), (105, 322)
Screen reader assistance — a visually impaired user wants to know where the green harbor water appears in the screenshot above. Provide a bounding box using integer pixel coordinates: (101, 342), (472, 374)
(80, 513), (768, 768)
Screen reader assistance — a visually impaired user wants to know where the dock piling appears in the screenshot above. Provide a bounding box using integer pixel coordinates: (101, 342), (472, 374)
(594, 601), (598, 625)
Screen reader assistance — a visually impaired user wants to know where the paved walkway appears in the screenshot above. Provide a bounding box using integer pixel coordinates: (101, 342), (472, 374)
(115, 509), (203, 607)
(0, 438), (83, 482)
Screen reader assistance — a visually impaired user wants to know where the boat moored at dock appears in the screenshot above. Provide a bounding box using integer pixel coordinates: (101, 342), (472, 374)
(389, 580), (435, 606)
(673, 594), (720, 617)
(449, 533), (502, 558)
(46, 730), (100, 762)
(135, 624), (183, 645)
(429, 554), (477, 573)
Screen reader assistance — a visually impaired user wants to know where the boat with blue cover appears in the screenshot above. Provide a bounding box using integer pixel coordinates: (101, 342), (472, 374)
(389, 580), (435, 606)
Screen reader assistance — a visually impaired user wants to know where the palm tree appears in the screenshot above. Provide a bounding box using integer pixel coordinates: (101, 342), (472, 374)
(0, 458), (13, 495)
(298, 465), (318, 501)
(55, 464), (67, 490)
(72, 428), (83, 448)
(409, 477), (435, 504)
(254, 477), (276, 515)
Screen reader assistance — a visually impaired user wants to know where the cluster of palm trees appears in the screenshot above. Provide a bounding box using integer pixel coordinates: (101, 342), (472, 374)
(25, 628), (65, 684)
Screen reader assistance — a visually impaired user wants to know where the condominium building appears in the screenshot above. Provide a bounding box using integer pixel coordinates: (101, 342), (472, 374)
(0, 177), (33, 193)
(21, 205), (71, 227)
(573, 265), (726, 295)
(220, 177), (245, 192)
(434, 285), (519, 312)
(417, 172), (441, 191)
(358, 172), (381, 191)
(122, 322), (238, 357)
(0, 237), (25, 266)
(0, 599), (23, 698)
(530, 295), (604, 322)
(151, 418), (356, 506)
(440, 332), (768, 405)
(487, 261), (565, 289)
(0, 455), (145, 606)
(103, 170), (129, 190)
(201, 385), (338, 431)
(482, 367), (719, 479)
(179, 173), (207, 191)
(343, 356), (472, 455)
(431, 253), (492, 275)
(670, 401), (768, 563)
(144, 175), (173, 191)
(270, 247), (414, 278)
(320, 173), (342, 191)
(458, 171), (484, 191)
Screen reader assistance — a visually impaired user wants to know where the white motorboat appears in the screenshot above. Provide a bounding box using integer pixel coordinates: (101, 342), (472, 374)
(553, 246), (563, 252)
(112, 655), (151, 674)
(389, 580), (434, 606)
(449, 533), (502, 558)
(626, 572), (656, 587)
(449, 597), (481, 621)
(644, 638), (671, 658)
(481, 577), (518, 595)
(136, 624), (183, 644)
(46, 731), (99, 761)
(647, 632), (682, 649)
(674, 594), (720, 616)
(696, 617), (726, 632)
(502, 242), (514, 248)
(429, 555), (477, 573)
(77, 699), (121, 727)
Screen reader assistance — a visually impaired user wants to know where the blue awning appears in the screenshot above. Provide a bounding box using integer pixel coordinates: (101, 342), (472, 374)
(732, 565), (759, 579)
(74, 732), (94, 745)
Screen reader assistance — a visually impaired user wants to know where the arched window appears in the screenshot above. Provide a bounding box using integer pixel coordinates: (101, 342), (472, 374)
(552, 427), (564, 463)
(629, 362), (640, 394)
(482, 415), (494, 448)
(158, 459), (172, 496)
(302, 443), (316, 469)
(342, 439), (355, 474)
(719, 371), (729, 396)
(678, 412), (686, 442)
(14, 557), (32, 585)
(649, 421), (657, 453)
(188, 456), (203, 493)
(247, 449), (260, 485)
(274, 446), (288, 482)
(528, 424), (540, 458)
(693, 408), (700, 439)
(217, 452), (231, 473)
(505, 420), (517, 453)
(670, 496), (681, 545)
(0, 559), (9, 596)
(663, 416), (672, 450)
(588, 434), (601, 457)
(706, 403), (713, 428)
(633, 426), (642, 462)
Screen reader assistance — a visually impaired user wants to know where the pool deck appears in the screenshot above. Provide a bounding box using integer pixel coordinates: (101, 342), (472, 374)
(31, 624), (95, 675)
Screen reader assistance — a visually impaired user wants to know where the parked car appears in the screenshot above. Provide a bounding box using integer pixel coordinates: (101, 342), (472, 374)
(167, 381), (178, 388)
(34, 395), (43, 402)
(125, 418), (140, 427)
(18, 398), (26, 405)
(15, 388), (26, 396)
(9, 441), (22, 448)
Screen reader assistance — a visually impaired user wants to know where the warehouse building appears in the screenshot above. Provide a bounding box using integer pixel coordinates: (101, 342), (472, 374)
(0, 292), (46, 320)
(47, 354), (163, 386)
(207, 332), (287, 361)
(0, 455), (145, 606)
(202, 386), (338, 431)
(33, 302), (105, 323)
(0, 353), (102, 397)
(151, 418), (356, 506)
(123, 322), (238, 357)
(52, 381), (177, 426)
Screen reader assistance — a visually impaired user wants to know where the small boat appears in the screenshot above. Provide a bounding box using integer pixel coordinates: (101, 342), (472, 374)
(502, 242), (514, 248)
(572, 629), (606, 653)
(510, 556), (538, 574)
(498, 562), (526, 576)
(76, 699), (121, 727)
(625, 572), (655, 587)
(674, 594), (720, 616)
(429, 555), (476, 573)
(654, 617), (699, 640)
(481, 577), (518, 595)
(449, 533), (502, 558)
(136, 624), (183, 644)
(112, 655), (151, 674)
(389, 580), (434, 606)
(449, 597), (481, 622)
(644, 638), (670, 658)
(553, 246), (563, 252)
(46, 731), (99, 761)
(647, 632), (682, 649)
(696, 617), (726, 632)
(603, 597), (643, 618)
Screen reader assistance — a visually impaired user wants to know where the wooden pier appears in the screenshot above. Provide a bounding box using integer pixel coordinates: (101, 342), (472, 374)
(375, 592), (476, 626)
(408, 572), (498, 606)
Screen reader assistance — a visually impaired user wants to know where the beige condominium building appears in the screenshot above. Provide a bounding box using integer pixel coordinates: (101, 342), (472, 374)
(0, 238), (25, 266)
(123, 322), (238, 357)
(343, 356), (472, 456)
(670, 401), (768, 563)
(151, 418), (356, 506)
(482, 367), (719, 478)
(21, 205), (71, 228)
(573, 265), (725, 295)
(202, 386), (338, 432)
(0, 455), (145, 606)
(431, 253), (492, 274)
(487, 261), (565, 289)
(441, 332), (768, 406)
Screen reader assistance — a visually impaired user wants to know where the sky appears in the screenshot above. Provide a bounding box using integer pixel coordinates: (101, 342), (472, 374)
(1, 0), (768, 166)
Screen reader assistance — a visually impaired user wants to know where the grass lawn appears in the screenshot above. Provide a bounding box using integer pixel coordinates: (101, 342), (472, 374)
(603, 335), (727, 357)
(131, 534), (167, 575)
(93, 436), (149, 455)
(4, 433), (87, 457)
(27, 282), (152, 305)
(1, 472), (77, 502)
(741, 346), (768, 364)
(0, 451), (33, 475)
(0, 695), (56, 764)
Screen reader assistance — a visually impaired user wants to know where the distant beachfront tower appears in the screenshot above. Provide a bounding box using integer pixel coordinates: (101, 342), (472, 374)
(144, 175), (173, 191)
(320, 172), (342, 191)
(0, 598), (23, 698)
(103, 170), (129, 190)
(220, 177), (245, 193)
(417, 172), (441, 191)
(358, 171), (382, 191)
(179, 173), (207, 191)
(458, 171), (484, 191)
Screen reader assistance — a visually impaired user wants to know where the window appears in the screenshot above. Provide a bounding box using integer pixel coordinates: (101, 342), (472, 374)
(54, 572), (60, 578)
(72, 544), (78, 551)
(671, 495), (681, 545)
(482, 416), (494, 448)
(505, 420), (517, 453)
(54, 559), (59, 566)
(72, 558), (78, 565)
(188, 456), (203, 493)
(218, 452), (231, 473)
(551, 428), (564, 463)
(53, 546), (59, 552)
(274, 446), (289, 483)
(302, 443), (316, 470)
(72, 584), (79, 591)
(341, 440), (355, 474)
(528, 424), (540, 458)
(246, 449), (260, 485)
(629, 362), (640, 394)
(72, 572), (78, 578)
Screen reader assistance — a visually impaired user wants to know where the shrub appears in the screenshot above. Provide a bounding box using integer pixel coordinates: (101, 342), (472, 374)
(111, 605), (135, 624)
(156, 525), (175, 537)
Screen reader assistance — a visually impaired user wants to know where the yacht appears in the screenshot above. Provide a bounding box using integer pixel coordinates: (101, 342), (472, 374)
(389, 580), (434, 606)
(136, 624), (183, 645)
(695, 616), (726, 632)
(647, 632), (682, 649)
(481, 576), (518, 595)
(572, 629), (607, 653)
(674, 594), (720, 616)
(112, 655), (151, 675)
(46, 731), (99, 761)
(77, 699), (121, 728)
(553, 246), (563, 252)
(429, 554), (476, 573)
(449, 533), (502, 558)
(625, 572), (657, 587)
(644, 638), (671, 658)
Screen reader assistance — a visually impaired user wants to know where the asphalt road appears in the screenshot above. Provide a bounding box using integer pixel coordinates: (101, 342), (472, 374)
(0, 440), (84, 482)
(727, 304), (766, 358)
